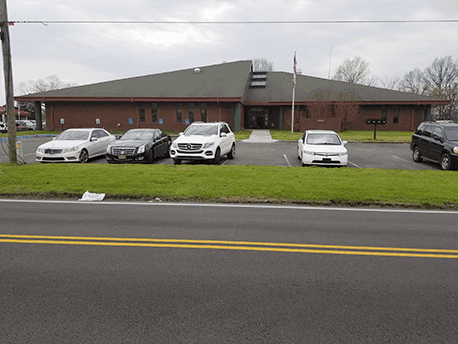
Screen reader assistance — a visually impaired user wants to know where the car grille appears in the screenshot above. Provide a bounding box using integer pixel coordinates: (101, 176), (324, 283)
(177, 143), (203, 151)
(113, 148), (136, 155)
(44, 149), (63, 154)
(315, 152), (339, 157)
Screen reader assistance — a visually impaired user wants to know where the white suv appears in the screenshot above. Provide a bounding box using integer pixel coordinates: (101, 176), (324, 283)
(170, 122), (236, 165)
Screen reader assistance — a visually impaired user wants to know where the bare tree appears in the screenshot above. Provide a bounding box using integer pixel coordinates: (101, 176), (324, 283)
(423, 56), (458, 119)
(306, 90), (333, 119)
(380, 76), (402, 91)
(253, 58), (274, 71)
(16, 74), (77, 96)
(15, 75), (77, 119)
(333, 56), (376, 86)
(400, 68), (428, 95)
(334, 92), (361, 131)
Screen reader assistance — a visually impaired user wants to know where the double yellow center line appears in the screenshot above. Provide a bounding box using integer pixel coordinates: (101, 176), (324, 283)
(1, 234), (457, 259)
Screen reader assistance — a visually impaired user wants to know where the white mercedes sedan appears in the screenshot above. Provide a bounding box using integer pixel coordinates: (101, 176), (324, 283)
(297, 130), (348, 167)
(36, 128), (116, 163)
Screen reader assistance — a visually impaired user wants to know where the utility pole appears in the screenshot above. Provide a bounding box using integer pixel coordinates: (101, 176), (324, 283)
(0, 0), (17, 164)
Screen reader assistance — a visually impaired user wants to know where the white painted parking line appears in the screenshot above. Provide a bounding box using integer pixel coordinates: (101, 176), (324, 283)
(283, 154), (292, 167)
(391, 155), (409, 162)
(348, 161), (362, 168)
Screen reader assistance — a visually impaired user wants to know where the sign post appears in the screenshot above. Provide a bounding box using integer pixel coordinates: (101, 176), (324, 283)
(365, 118), (387, 139)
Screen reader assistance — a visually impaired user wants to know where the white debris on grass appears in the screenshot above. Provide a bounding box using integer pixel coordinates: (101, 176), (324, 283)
(79, 191), (106, 202)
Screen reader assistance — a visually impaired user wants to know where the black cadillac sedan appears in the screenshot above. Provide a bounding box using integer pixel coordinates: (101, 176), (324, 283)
(106, 129), (171, 164)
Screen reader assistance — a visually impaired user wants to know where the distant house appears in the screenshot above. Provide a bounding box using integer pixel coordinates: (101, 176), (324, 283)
(15, 60), (449, 132)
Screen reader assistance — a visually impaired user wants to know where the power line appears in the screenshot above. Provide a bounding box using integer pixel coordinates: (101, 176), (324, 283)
(5, 19), (458, 25)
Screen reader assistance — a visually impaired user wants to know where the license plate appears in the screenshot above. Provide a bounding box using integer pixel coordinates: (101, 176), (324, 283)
(322, 158), (331, 162)
(118, 155), (126, 159)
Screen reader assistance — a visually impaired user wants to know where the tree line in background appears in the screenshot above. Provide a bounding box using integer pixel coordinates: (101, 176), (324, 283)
(333, 55), (458, 121)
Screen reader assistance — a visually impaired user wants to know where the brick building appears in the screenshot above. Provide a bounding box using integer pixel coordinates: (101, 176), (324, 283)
(15, 60), (449, 132)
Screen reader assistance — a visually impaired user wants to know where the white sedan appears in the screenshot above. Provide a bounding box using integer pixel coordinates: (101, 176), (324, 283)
(36, 128), (116, 163)
(297, 130), (348, 167)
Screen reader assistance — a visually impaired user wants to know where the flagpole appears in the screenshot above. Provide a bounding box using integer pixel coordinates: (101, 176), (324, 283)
(291, 51), (297, 133)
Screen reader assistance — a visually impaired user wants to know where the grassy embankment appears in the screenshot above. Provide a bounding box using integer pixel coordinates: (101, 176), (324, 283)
(1, 163), (457, 209)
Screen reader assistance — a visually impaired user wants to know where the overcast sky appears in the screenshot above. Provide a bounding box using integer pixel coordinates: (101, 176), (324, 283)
(2, 0), (458, 105)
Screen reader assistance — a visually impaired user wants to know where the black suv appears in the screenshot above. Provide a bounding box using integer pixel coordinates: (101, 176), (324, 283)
(411, 121), (458, 170)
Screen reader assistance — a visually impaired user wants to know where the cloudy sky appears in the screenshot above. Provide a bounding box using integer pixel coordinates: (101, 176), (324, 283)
(2, 0), (458, 105)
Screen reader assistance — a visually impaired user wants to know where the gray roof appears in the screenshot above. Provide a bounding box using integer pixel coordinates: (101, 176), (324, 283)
(245, 72), (445, 104)
(17, 60), (446, 105)
(17, 60), (253, 100)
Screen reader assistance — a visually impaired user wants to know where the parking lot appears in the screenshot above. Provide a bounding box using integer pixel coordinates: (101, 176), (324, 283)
(0, 136), (439, 170)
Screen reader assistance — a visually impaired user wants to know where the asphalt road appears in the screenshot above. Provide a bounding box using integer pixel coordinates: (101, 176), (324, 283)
(1, 200), (457, 343)
(0, 136), (440, 170)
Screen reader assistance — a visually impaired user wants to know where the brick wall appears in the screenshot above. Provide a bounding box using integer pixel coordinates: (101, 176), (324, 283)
(46, 101), (239, 132)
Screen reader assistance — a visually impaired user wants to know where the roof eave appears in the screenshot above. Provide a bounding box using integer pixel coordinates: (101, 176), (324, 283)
(14, 96), (244, 103)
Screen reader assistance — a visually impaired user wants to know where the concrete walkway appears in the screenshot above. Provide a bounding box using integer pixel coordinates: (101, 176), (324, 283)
(241, 130), (278, 143)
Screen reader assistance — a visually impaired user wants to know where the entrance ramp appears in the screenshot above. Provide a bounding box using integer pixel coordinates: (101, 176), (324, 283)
(241, 130), (278, 143)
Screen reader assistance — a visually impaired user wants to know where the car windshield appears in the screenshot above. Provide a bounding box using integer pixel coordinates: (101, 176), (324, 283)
(56, 130), (89, 141)
(306, 133), (342, 145)
(120, 131), (155, 140)
(445, 128), (458, 141)
(184, 125), (218, 136)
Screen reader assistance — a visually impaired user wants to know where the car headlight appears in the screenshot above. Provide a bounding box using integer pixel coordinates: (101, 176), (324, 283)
(303, 150), (315, 156)
(137, 145), (146, 154)
(338, 151), (348, 156)
(203, 142), (215, 149)
(171, 141), (178, 148)
(62, 146), (78, 153)
(107, 145), (112, 153)
(37, 147), (44, 153)
(454, 147), (458, 154)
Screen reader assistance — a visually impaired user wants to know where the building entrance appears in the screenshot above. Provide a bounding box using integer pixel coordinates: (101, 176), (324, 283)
(244, 107), (281, 129)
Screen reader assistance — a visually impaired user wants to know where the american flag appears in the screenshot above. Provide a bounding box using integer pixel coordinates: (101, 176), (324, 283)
(293, 52), (297, 88)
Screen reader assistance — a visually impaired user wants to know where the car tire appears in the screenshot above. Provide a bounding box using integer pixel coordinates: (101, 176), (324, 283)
(214, 148), (221, 164)
(227, 144), (235, 159)
(79, 149), (89, 163)
(412, 146), (423, 162)
(440, 153), (453, 170)
(174, 159), (181, 165)
(146, 149), (154, 164)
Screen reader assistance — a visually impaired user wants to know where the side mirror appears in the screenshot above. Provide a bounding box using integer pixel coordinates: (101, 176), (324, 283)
(221, 132), (227, 138)
(298, 139), (303, 144)
(342, 141), (348, 145)
(91, 137), (98, 142)
(179, 132), (184, 136)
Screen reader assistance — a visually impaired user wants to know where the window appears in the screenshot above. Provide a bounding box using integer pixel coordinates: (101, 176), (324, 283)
(393, 106), (399, 124)
(432, 127), (443, 140)
(176, 104), (182, 123)
(381, 106), (387, 121)
(139, 104), (146, 123)
(201, 103), (206, 122)
(423, 125), (434, 137)
(189, 103), (195, 124)
(151, 103), (158, 123)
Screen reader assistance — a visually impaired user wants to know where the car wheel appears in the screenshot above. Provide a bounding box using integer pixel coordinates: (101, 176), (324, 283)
(174, 159), (181, 165)
(146, 149), (154, 164)
(214, 148), (221, 164)
(412, 146), (423, 162)
(79, 149), (89, 163)
(440, 153), (452, 170)
(227, 144), (235, 159)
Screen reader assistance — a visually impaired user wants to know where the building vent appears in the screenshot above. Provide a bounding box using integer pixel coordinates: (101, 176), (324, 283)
(194, 68), (201, 74)
(250, 71), (267, 88)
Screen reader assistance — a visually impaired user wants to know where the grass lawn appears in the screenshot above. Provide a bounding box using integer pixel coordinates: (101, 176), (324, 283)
(267, 130), (413, 142)
(1, 163), (457, 209)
